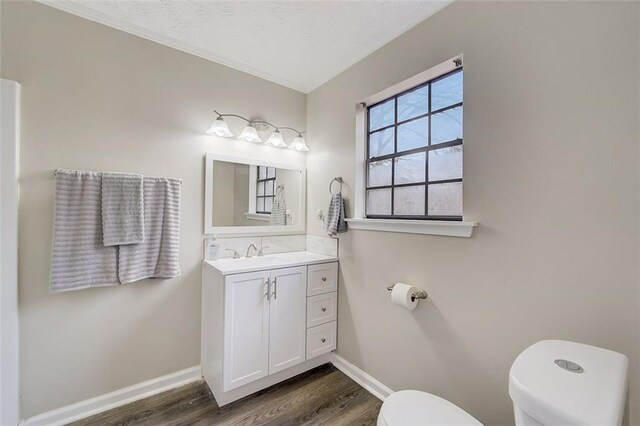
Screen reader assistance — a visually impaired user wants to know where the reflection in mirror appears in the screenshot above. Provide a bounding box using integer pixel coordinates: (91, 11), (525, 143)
(211, 161), (302, 227)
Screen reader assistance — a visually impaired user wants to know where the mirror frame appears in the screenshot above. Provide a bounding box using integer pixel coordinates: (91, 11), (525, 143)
(204, 152), (306, 236)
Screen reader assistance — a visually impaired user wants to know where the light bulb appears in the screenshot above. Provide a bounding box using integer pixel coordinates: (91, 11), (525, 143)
(206, 116), (233, 137)
(289, 135), (309, 152)
(266, 129), (287, 148)
(238, 124), (262, 143)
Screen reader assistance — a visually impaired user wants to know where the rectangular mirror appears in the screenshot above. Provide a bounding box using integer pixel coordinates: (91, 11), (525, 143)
(204, 153), (305, 236)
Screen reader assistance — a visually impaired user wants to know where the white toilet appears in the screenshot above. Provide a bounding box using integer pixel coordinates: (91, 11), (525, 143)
(377, 390), (482, 425)
(509, 340), (629, 425)
(378, 340), (628, 426)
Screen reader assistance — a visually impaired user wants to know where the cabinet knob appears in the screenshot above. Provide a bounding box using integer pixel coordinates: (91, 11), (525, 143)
(322, 277), (327, 282)
(321, 307), (327, 312)
(321, 338), (326, 343)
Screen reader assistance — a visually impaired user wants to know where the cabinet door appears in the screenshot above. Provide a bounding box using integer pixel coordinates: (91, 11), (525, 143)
(223, 271), (270, 391)
(268, 266), (307, 374)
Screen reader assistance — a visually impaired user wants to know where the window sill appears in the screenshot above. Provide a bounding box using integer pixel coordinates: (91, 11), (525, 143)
(245, 213), (271, 222)
(345, 218), (477, 238)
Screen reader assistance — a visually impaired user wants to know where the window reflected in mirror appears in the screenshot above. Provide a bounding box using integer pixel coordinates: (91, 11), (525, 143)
(210, 161), (301, 227)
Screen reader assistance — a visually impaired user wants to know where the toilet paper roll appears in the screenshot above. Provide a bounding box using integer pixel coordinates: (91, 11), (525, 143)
(391, 282), (419, 310)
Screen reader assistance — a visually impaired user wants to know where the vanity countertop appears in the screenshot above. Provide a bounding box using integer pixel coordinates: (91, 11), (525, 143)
(204, 251), (338, 275)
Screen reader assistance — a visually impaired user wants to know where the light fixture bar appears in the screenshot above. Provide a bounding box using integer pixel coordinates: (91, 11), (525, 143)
(208, 110), (308, 151)
(214, 110), (251, 123)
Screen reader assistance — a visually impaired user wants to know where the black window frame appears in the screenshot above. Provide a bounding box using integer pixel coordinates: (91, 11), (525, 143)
(256, 166), (276, 214)
(365, 68), (463, 221)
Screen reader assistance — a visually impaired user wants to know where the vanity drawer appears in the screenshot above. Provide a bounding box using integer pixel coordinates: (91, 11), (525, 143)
(307, 292), (337, 328)
(306, 321), (336, 359)
(307, 262), (338, 296)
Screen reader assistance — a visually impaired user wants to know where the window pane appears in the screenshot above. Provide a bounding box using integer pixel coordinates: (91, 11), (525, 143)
(431, 106), (462, 145)
(267, 167), (276, 178)
(265, 180), (274, 196)
(432, 71), (463, 111)
(397, 117), (428, 152)
(257, 197), (265, 212)
(429, 146), (463, 181)
(258, 166), (266, 179)
(394, 186), (425, 216)
(264, 197), (273, 213)
(257, 181), (265, 196)
(369, 127), (394, 158)
(394, 152), (426, 185)
(368, 159), (392, 187)
(367, 188), (391, 215)
(369, 99), (395, 131)
(428, 182), (462, 216)
(398, 86), (428, 122)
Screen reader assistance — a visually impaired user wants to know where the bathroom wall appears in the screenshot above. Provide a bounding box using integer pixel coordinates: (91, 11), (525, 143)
(212, 162), (236, 226)
(306, 2), (640, 424)
(0, 1), (306, 418)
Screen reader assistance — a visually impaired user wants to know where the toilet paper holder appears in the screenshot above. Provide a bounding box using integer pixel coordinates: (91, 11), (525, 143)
(387, 283), (428, 302)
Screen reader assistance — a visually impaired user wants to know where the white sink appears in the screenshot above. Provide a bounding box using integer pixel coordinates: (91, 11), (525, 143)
(214, 256), (284, 270)
(204, 251), (338, 275)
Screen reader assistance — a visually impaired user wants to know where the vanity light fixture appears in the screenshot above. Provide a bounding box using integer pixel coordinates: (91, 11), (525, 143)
(265, 129), (287, 148)
(289, 134), (309, 152)
(206, 115), (234, 137)
(238, 124), (262, 143)
(208, 110), (308, 151)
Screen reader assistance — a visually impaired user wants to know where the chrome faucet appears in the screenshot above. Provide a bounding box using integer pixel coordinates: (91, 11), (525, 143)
(246, 244), (258, 258)
(226, 248), (240, 259)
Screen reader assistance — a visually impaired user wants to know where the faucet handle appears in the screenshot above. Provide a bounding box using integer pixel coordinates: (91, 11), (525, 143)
(226, 248), (240, 259)
(258, 246), (269, 257)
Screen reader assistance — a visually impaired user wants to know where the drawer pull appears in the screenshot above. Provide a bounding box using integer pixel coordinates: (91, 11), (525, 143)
(321, 307), (327, 312)
(322, 277), (327, 282)
(321, 338), (326, 343)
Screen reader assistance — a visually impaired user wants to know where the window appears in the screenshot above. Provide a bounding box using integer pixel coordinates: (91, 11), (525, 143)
(365, 67), (463, 220)
(256, 166), (276, 214)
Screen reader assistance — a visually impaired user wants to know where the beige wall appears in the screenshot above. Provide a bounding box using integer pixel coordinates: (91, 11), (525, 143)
(0, 1), (306, 417)
(306, 2), (640, 424)
(212, 162), (236, 226)
(2, 0), (638, 422)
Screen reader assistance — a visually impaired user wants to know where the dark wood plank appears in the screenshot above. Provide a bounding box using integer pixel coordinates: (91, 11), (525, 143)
(68, 364), (382, 426)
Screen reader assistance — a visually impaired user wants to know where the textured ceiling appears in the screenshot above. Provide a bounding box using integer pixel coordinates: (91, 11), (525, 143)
(39, 0), (451, 92)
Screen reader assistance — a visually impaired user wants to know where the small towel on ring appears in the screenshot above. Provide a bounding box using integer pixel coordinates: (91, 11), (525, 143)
(101, 172), (144, 246)
(326, 192), (347, 237)
(270, 188), (287, 226)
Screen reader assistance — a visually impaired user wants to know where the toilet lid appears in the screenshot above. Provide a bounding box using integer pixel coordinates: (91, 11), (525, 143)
(380, 390), (482, 425)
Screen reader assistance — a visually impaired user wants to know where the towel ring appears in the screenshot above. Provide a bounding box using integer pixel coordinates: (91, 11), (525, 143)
(329, 177), (343, 195)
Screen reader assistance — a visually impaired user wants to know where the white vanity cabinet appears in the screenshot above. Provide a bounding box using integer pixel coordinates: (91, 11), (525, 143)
(202, 255), (338, 406)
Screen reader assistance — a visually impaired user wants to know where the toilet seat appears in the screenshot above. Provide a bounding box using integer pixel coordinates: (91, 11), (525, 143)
(378, 390), (482, 426)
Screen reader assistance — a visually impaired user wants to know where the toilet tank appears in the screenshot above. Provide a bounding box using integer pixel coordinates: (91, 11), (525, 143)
(509, 340), (628, 426)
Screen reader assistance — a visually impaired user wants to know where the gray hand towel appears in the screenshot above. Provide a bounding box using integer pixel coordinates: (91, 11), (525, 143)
(101, 172), (144, 246)
(326, 192), (348, 237)
(270, 190), (287, 226)
(50, 169), (119, 291)
(118, 176), (181, 284)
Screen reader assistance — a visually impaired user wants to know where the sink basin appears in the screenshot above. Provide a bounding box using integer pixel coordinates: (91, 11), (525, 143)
(204, 251), (338, 275)
(214, 256), (283, 270)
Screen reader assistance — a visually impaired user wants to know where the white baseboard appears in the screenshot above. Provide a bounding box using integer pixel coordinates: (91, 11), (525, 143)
(21, 366), (201, 426)
(330, 353), (393, 401)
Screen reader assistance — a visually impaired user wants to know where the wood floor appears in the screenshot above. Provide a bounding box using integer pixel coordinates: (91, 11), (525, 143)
(70, 364), (382, 426)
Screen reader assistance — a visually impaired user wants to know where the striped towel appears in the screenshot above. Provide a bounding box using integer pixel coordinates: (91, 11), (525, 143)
(326, 192), (347, 237)
(101, 172), (144, 246)
(50, 170), (119, 291)
(118, 177), (181, 284)
(270, 191), (287, 226)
